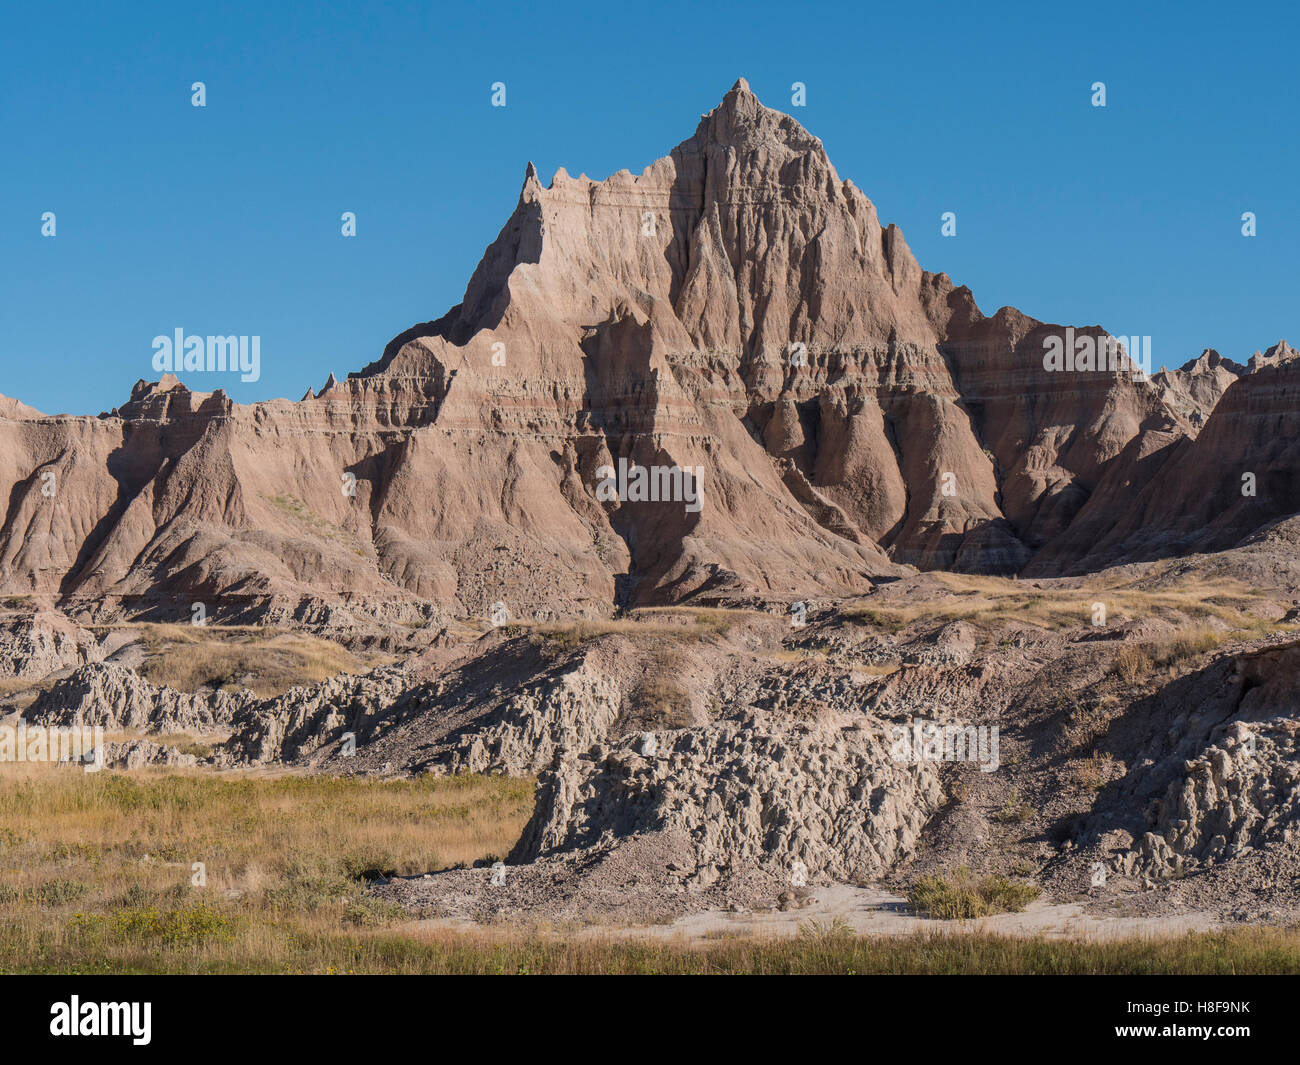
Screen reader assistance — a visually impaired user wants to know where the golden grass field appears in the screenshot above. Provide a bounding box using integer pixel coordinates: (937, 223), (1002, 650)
(0, 763), (531, 973)
(1, 761), (1299, 974)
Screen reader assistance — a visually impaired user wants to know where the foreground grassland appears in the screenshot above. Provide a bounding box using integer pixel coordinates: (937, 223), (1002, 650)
(1, 765), (1298, 974)
(0, 765), (532, 973)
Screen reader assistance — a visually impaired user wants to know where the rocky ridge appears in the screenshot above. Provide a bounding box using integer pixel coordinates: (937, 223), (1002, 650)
(0, 80), (1295, 624)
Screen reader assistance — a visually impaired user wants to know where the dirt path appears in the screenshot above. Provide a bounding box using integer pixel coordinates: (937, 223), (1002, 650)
(408, 884), (1224, 943)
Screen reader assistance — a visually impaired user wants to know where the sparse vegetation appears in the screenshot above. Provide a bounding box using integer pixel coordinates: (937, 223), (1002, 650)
(530, 606), (763, 650)
(129, 623), (382, 697)
(1113, 644), (1153, 684)
(840, 574), (1294, 643)
(1060, 694), (1119, 752)
(841, 607), (907, 633)
(623, 645), (694, 730)
(1111, 628), (1230, 687)
(797, 916), (856, 945)
(0, 765), (533, 973)
(2, 764), (1299, 973)
(907, 867), (1041, 919)
(1066, 752), (1117, 791)
(995, 790), (1032, 824)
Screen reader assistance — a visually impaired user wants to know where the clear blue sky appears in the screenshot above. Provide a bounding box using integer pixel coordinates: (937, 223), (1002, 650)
(2, 0), (1295, 414)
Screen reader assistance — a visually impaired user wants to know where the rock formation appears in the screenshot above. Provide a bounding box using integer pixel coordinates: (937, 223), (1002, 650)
(0, 78), (1295, 625)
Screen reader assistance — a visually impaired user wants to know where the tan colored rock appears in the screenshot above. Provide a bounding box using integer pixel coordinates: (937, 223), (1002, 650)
(0, 79), (1295, 619)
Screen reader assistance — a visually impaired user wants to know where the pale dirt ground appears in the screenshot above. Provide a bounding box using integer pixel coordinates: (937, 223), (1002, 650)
(404, 884), (1223, 943)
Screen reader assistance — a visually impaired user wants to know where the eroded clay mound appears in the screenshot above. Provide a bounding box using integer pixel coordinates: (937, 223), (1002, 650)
(214, 665), (418, 765)
(1120, 641), (1300, 880)
(511, 715), (942, 883)
(1132, 723), (1300, 877)
(0, 612), (103, 679)
(27, 662), (248, 733)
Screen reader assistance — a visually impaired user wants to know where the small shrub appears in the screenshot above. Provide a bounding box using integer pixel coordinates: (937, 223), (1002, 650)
(71, 904), (236, 947)
(341, 854), (398, 881)
(342, 896), (408, 927)
(995, 790), (1031, 824)
(908, 867), (1041, 919)
(33, 879), (86, 907)
(1113, 630), (1225, 687)
(1061, 696), (1115, 749)
(797, 917), (856, 945)
(1067, 752), (1115, 791)
(1113, 645), (1152, 684)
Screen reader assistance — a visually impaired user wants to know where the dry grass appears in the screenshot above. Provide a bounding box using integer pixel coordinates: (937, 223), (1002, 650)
(629, 674), (692, 729)
(1, 764), (1298, 973)
(526, 606), (765, 649)
(1110, 628), (1229, 687)
(842, 573), (1292, 639)
(0, 763), (533, 973)
(842, 607), (909, 633)
(128, 623), (382, 698)
(908, 867), (1041, 919)
(1065, 752), (1118, 791)
(8, 923), (1293, 974)
(1113, 645), (1151, 684)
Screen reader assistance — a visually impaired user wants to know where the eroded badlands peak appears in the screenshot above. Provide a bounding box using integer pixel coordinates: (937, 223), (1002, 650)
(0, 80), (1296, 620)
(361, 78), (1192, 575)
(374, 77), (944, 369)
(0, 395), (44, 421)
(1248, 338), (1300, 372)
(1151, 350), (1244, 429)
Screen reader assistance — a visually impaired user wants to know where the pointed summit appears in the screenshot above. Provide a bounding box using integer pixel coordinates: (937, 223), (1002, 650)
(685, 77), (825, 160)
(1247, 339), (1299, 373)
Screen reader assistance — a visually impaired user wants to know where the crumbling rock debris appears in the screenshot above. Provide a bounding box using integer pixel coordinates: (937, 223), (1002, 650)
(511, 717), (944, 882)
(26, 662), (247, 733)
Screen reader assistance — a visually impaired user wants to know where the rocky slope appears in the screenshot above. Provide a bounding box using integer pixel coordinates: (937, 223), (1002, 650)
(9, 527), (1295, 922)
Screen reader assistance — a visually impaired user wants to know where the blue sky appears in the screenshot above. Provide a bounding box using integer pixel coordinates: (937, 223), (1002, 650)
(1, 0), (1295, 414)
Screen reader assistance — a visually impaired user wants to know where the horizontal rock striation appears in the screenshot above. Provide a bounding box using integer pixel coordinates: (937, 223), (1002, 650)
(0, 79), (1295, 623)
